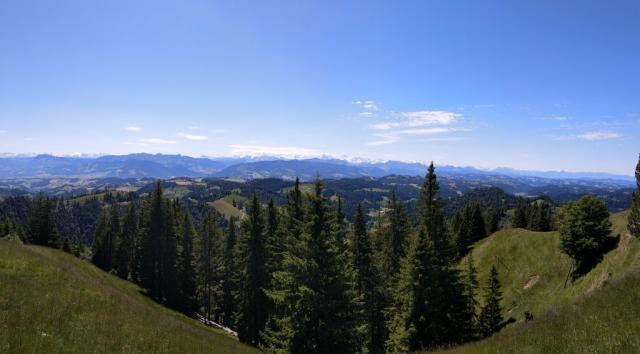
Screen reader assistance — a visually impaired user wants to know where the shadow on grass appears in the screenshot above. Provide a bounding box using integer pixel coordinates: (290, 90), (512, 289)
(571, 234), (620, 280)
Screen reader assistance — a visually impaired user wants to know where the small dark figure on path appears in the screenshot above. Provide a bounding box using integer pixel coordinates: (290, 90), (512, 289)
(524, 311), (534, 322)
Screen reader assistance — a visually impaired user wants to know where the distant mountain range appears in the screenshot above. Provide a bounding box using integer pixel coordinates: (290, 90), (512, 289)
(0, 153), (634, 186)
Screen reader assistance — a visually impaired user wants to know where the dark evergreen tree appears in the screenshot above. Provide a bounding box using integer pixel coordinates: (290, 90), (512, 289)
(116, 203), (137, 279)
(484, 209), (500, 235)
(386, 227), (431, 352)
(512, 204), (528, 229)
(417, 162), (439, 230)
(265, 199), (282, 274)
(28, 194), (59, 247)
(354, 204), (385, 353)
(73, 236), (83, 257)
(333, 196), (348, 256)
(263, 178), (357, 353)
(62, 237), (72, 253)
(236, 192), (270, 346)
(387, 163), (473, 351)
(371, 190), (411, 351)
(628, 154), (640, 238)
(559, 195), (612, 277)
(456, 203), (487, 257)
(463, 254), (480, 340)
(138, 181), (179, 306)
(528, 202), (551, 232)
(220, 217), (238, 327)
(630, 191), (640, 238)
(380, 190), (410, 278)
(469, 203), (487, 242)
(451, 211), (463, 236)
(1, 217), (23, 240)
(177, 210), (198, 313)
(479, 266), (504, 338)
(286, 177), (305, 241)
(197, 211), (219, 321)
(92, 208), (113, 271)
(161, 200), (181, 309)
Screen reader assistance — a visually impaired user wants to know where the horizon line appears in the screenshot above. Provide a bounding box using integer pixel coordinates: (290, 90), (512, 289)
(0, 151), (634, 178)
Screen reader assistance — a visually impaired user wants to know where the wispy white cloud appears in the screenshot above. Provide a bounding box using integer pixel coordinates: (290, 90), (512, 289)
(355, 100), (378, 111)
(178, 132), (208, 141)
(187, 126), (199, 130)
(397, 127), (454, 135)
(229, 144), (321, 158)
(576, 131), (621, 141)
(140, 138), (177, 144)
(420, 137), (465, 142)
(543, 115), (569, 121)
(366, 133), (399, 146)
(0, 130), (7, 134)
(371, 110), (461, 130)
(125, 126), (142, 132)
(366, 127), (462, 146)
(365, 109), (466, 145)
(354, 100), (379, 118)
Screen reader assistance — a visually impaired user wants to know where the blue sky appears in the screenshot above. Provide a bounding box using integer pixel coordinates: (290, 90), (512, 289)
(0, 0), (639, 174)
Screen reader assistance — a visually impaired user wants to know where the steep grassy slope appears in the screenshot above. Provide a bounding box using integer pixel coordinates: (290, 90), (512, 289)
(465, 211), (638, 322)
(0, 240), (257, 354)
(429, 210), (640, 353)
(206, 193), (247, 220)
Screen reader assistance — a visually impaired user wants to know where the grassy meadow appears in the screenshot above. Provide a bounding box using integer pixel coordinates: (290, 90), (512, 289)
(427, 210), (640, 353)
(0, 240), (257, 354)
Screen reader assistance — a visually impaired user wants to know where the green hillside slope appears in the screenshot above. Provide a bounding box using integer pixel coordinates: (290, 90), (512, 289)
(430, 210), (640, 353)
(0, 240), (257, 354)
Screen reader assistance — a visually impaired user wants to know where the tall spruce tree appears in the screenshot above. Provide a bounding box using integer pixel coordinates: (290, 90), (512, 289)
(162, 199), (180, 309)
(479, 266), (504, 338)
(92, 207), (116, 271)
(417, 162), (438, 230)
(108, 203), (122, 269)
(333, 196), (348, 256)
(350, 203), (384, 354)
(456, 203), (487, 258)
(236, 192), (270, 346)
(470, 203), (487, 242)
(513, 204), (528, 229)
(628, 154), (640, 237)
(139, 181), (179, 306)
(386, 227), (431, 352)
(115, 203), (137, 279)
(372, 190), (411, 350)
(265, 199), (282, 274)
(528, 202), (550, 232)
(286, 177), (305, 242)
(387, 163), (473, 351)
(28, 194), (59, 247)
(177, 210), (198, 313)
(418, 162), (455, 263)
(220, 217), (238, 327)
(381, 190), (410, 278)
(463, 254), (480, 340)
(263, 178), (357, 353)
(484, 209), (500, 235)
(197, 211), (219, 321)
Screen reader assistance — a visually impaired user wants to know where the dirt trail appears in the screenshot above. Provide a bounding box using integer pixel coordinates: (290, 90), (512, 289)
(523, 275), (540, 289)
